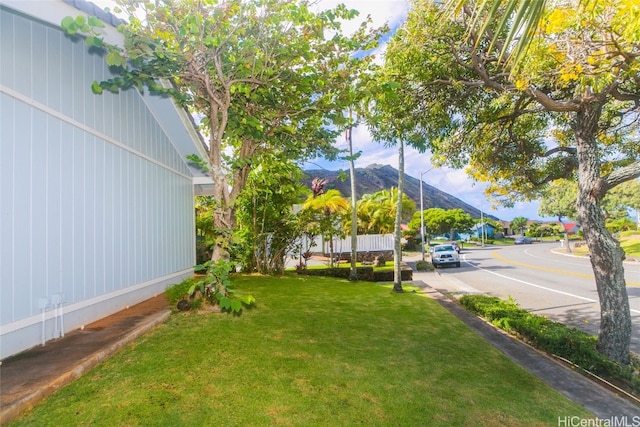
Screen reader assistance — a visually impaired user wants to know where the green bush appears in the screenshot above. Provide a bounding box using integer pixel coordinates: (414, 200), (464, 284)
(372, 269), (413, 282)
(415, 260), (434, 271)
(296, 266), (413, 282)
(165, 261), (255, 313)
(459, 294), (640, 396)
(165, 277), (200, 305)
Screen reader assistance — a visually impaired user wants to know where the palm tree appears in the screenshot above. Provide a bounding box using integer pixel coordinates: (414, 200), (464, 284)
(510, 216), (529, 236)
(444, 0), (549, 66)
(302, 189), (349, 267)
(356, 188), (415, 234)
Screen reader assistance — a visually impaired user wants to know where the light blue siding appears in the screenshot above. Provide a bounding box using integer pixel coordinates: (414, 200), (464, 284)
(1, 5), (199, 357)
(0, 9), (15, 87)
(46, 28), (62, 111)
(0, 94), (16, 322)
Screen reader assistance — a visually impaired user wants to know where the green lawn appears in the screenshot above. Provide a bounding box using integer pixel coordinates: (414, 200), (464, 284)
(620, 232), (640, 258)
(10, 275), (593, 426)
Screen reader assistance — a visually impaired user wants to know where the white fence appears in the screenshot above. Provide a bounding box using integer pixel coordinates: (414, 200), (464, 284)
(324, 234), (394, 254)
(289, 234), (394, 259)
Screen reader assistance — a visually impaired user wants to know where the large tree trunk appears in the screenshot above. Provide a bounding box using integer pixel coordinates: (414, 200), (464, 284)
(210, 137), (256, 262)
(575, 105), (631, 365)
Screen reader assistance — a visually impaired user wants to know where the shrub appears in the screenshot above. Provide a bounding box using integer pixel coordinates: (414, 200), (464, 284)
(415, 260), (433, 271)
(459, 294), (640, 396)
(165, 261), (255, 313)
(166, 277), (199, 305)
(296, 266), (413, 282)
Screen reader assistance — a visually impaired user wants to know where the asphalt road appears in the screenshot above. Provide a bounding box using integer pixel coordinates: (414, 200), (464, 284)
(435, 241), (640, 354)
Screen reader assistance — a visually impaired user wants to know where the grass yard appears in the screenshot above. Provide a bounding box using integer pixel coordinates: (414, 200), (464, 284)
(10, 275), (593, 426)
(620, 232), (640, 258)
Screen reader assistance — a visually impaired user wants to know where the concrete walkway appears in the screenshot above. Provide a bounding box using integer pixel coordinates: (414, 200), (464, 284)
(0, 295), (170, 424)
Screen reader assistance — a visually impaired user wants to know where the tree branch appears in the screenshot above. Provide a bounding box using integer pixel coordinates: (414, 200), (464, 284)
(524, 86), (582, 112)
(599, 161), (640, 195)
(542, 146), (577, 157)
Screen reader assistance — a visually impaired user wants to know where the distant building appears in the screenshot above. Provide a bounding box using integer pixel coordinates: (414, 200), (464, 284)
(561, 222), (581, 235)
(472, 223), (496, 239)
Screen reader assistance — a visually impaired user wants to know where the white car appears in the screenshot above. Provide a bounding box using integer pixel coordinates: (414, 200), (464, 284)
(431, 244), (461, 268)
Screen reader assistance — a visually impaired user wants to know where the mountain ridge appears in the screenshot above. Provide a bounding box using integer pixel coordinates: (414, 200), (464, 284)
(301, 164), (500, 221)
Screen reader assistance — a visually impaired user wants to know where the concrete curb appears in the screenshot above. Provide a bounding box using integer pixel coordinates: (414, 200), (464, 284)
(0, 310), (171, 424)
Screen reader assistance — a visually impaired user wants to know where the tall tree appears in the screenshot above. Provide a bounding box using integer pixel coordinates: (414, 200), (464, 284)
(412, 208), (474, 239)
(62, 0), (382, 261)
(234, 155), (308, 274)
(364, 69), (429, 292)
(602, 179), (640, 222)
(382, 0), (640, 364)
(538, 180), (578, 223)
(345, 124), (359, 280)
(301, 189), (349, 268)
(509, 216), (529, 236)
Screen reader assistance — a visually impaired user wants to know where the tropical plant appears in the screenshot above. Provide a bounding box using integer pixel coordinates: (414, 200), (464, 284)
(234, 156), (308, 274)
(188, 260), (255, 313)
(301, 189), (350, 268)
(356, 188), (416, 235)
(510, 216), (529, 236)
(194, 196), (217, 264)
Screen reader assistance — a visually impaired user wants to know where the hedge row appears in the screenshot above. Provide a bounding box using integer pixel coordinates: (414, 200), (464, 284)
(459, 294), (640, 397)
(296, 266), (413, 282)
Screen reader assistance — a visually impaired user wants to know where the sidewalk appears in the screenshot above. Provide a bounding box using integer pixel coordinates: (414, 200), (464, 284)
(0, 294), (171, 424)
(407, 259), (639, 418)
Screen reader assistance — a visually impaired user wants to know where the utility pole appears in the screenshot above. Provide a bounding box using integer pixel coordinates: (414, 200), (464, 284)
(480, 203), (485, 248)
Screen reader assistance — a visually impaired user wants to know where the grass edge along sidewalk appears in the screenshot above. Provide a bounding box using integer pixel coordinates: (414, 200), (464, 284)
(10, 275), (593, 426)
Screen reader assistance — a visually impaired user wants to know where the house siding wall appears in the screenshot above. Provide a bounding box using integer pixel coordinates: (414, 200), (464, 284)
(0, 6), (196, 358)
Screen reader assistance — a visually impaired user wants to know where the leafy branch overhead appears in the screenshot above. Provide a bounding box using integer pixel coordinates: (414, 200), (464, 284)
(387, 0), (639, 365)
(62, 0), (386, 262)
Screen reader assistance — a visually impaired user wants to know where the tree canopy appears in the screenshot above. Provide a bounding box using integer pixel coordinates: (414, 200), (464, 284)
(409, 208), (474, 238)
(380, 0), (640, 364)
(63, 0), (384, 260)
(509, 216), (528, 235)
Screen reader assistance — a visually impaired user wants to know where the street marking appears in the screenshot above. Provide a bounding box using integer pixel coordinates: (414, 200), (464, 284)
(492, 251), (640, 287)
(461, 255), (640, 315)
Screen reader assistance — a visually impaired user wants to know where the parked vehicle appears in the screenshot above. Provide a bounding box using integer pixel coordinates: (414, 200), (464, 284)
(444, 241), (461, 253)
(430, 244), (461, 268)
(514, 236), (533, 245)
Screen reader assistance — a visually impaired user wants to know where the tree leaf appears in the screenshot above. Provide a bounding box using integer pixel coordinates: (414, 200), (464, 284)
(61, 16), (76, 33)
(106, 51), (125, 67)
(220, 297), (232, 310)
(91, 80), (103, 94)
